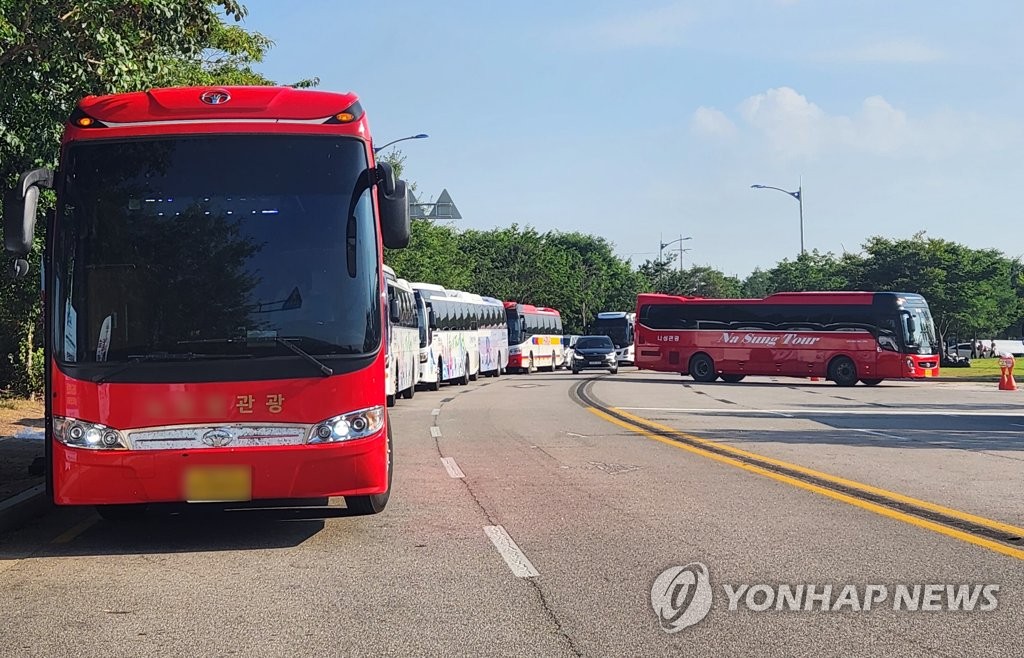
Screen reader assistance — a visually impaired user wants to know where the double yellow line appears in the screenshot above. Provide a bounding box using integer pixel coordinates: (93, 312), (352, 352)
(582, 390), (1024, 562)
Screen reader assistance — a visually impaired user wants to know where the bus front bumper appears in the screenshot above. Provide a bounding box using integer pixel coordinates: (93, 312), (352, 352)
(51, 431), (388, 506)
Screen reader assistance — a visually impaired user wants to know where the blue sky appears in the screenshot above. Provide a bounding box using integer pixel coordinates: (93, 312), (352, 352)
(241, 0), (1024, 277)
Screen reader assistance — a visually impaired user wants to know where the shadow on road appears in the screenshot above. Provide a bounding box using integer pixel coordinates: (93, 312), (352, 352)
(0, 499), (375, 559)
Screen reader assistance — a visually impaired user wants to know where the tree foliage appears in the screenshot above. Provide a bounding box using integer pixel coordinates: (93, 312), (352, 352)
(0, 0), (300, 394)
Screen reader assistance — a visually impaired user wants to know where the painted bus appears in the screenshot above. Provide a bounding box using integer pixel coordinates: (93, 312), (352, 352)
(635, 292), (939, 386)
(503, 302), (565, 373)
(476, 295), (510, 377)
(2, 86), (410, 518)
(384, 266), (420, 406)
(411, 283), (478, 387)
(589, 311), (637, 365)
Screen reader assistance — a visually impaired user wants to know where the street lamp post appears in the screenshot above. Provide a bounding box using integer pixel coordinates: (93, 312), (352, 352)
(751, 178), (804, 255)
(659, 234), (693, 272)
(373, 133), (429, 153)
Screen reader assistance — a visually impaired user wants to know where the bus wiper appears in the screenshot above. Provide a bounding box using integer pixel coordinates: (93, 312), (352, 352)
(271, 337), (333, 377)
(96, 352), (251, 383)
(178, 336), (337, 376)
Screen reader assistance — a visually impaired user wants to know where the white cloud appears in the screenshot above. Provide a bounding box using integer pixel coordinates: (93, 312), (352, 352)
(568, 3), (695, 49)
(822, 38), (944, 63)
(691, 107), (737, 140)
(697, 87), (1021, 161)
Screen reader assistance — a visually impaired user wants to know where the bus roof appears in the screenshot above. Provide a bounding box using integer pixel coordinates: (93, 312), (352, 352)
(637, 291), (927, 307)
(389, 277), (413, 294)
(74, 86), (361, 124)
(504, 301), (561, 316)
(595, 311), (635, 319)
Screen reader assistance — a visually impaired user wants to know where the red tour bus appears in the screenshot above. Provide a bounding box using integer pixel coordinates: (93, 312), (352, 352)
(635, 291), (939, 386)
(503, 302), (564, 373)
(2, 86), (411, 518)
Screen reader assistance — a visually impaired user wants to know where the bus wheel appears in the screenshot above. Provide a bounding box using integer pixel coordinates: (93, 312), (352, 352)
(386, 391), (396, 407)
(346, 422), (392, 515)
(547, 351), (556, 372)
(689, 353), (717, 383)
(460, 357), (470, 385)
(96, 504), (148, 522)
(720, 374), (746, 383)
(428, 360), (440, 390)
(402, 368), (415, 399)
(828, 356), (858, 387)
(860, 378), (883, 386)
(495, 354), (503, 377)
(470, 364), (479, 382)
(527, 354), (536, 374)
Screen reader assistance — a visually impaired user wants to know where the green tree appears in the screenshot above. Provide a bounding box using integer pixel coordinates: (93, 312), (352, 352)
(384, 218), (473, 290)
(856, 233), (1021, 345)
(0, 1), (301, 394)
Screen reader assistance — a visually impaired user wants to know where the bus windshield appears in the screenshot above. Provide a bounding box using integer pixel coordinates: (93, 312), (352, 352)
(54, 135), (380, 373)
(901, 307), (937, 355)
(590, 318), (629, 348)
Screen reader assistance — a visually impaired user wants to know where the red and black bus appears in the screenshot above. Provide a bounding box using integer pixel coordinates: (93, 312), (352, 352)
(3, 86), (410, 517)
(636, 292), (939, 386)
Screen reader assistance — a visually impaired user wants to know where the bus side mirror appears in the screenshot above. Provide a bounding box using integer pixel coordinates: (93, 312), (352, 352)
(906, 317), (917, 334)
(428, 309), (438, 330)
(389, 298), (401, 322)
(376, 163), (410, 249)
(4, 168), (53, 277)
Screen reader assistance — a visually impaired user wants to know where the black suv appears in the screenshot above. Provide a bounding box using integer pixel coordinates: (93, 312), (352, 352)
(570, 335), (618, 374)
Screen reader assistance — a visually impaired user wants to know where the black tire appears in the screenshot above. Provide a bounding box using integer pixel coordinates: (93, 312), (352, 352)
(720, 374), (746, 383)
(96, 504), (148, 522)
(386, 392), (396, 407)
(527, 354), (536, 374)
(860, 378), (883, 386)
(346, 422), (392, 515)
(546, 351), (556, 372)
(401, 369), (415, 399)
(429, 358), (442, 390)
(495, 354), (502, 377)
(459, 357), (470, 386)
(829, 356), (858, 387)
(609, 367), (618, 375)
(572, 367), (580, 374)
(689, 353), (717, 382)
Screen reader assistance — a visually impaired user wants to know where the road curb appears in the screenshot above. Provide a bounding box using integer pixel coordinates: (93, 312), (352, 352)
(0, 484), (50, 535)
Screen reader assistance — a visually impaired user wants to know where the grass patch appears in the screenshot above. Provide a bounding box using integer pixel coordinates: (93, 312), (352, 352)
(938, 357), (1003, 378)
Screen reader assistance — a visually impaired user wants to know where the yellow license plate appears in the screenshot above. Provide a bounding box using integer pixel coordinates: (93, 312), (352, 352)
(183, 466), (252, 502)
(923, 369), (934, 377)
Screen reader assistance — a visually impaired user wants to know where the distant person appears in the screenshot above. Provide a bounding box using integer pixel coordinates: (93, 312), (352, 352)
(991, 340), (998, 358)
(976, 340), (984, 358)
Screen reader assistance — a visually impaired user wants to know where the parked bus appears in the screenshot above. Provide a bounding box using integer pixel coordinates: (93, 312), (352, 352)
(412, 290), (433, 388)
(411, 283), (478, 386)
(635, 292), (939, 386)
(478, 295), (510, 377)
(504, 302), (565, 373)
(384, 266), (420, 406)
(2, 86), (411, 518)
(589, 311), (637, 365)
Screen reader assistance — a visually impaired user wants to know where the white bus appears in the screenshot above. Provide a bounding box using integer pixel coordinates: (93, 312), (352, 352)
(503, 302), (565, 373)
(476, 295), (509, 377)
(384, 266), (421, 406)
(589, 311), (637, 365)
(412, 283), (478, 387)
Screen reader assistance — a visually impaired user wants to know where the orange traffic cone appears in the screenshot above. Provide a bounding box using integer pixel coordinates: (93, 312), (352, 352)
(999, 355), (1017, 391)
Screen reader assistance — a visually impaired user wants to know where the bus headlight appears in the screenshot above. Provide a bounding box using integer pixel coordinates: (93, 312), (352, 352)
(54, 417), (128, 450)
(308, 406), (385, 444)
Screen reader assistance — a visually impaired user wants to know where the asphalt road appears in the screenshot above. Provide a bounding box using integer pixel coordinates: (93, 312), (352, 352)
(0, 370), (1022, 656)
